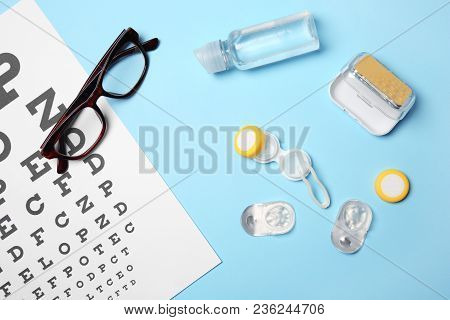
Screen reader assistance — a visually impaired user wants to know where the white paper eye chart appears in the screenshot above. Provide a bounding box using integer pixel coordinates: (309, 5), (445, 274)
(0, 0), (220, 300)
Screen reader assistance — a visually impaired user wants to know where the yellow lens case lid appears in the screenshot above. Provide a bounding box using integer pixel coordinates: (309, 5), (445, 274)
(375, 169), (410, 203)
(234, 126), (265, 158)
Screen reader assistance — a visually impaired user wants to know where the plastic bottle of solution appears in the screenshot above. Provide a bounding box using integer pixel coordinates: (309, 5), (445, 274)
(194, 11), (320, 73)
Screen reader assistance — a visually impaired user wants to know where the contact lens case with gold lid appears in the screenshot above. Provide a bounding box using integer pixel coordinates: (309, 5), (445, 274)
(330, 53), (415, 135)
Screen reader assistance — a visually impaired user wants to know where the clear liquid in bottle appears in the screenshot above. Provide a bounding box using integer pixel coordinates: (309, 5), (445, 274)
(195, 11), (320, 73)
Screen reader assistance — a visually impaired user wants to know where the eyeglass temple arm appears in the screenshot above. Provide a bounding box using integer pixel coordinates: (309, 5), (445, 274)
(114, 37), (160, 60)
(82, 37), (160, 91)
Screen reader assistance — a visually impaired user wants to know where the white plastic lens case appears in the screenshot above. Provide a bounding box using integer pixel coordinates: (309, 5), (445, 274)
(329, 53), (415, 136)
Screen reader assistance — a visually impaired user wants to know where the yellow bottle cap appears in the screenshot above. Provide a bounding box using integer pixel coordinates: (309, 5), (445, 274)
(234, 126), (265, 158)
(375, 169), (410, 203)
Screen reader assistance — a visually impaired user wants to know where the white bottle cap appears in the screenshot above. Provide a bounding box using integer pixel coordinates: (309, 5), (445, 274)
(194, 40), (227, 74)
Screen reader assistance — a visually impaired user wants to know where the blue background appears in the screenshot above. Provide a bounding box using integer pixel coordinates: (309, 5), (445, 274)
(1, 0), (449, 299)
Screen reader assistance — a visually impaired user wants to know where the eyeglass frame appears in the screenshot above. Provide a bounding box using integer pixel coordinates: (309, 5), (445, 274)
(40, 27), (159, 173)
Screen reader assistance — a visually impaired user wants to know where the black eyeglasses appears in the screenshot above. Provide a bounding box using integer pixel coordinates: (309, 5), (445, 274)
(40, 27), (159, 173)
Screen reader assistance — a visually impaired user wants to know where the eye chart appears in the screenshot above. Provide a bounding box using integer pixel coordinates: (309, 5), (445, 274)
(0, 0), (220, 300)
